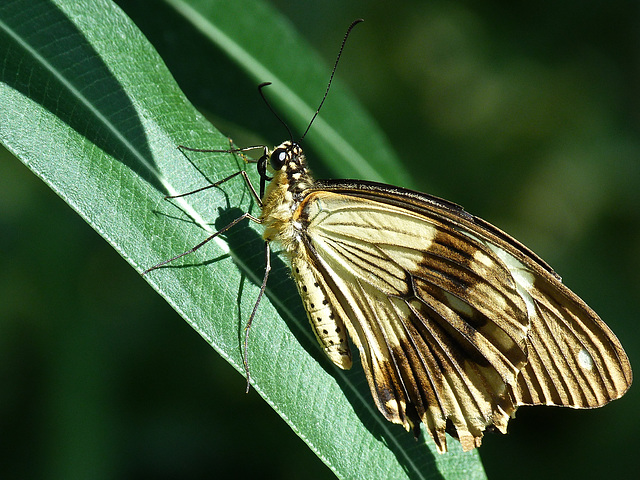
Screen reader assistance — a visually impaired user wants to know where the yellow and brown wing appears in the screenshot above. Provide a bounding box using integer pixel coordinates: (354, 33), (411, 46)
(291, 181), (631, 453)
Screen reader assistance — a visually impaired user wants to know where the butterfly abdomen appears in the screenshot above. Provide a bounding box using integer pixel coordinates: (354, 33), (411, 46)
(292, 256), (352, 369)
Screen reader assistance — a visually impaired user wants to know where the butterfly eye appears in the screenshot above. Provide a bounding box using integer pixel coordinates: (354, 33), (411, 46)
(270, 148), (288, 170)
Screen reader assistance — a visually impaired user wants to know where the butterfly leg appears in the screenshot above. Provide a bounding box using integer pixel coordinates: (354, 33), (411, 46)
(143, 212), (261, 274)
(171, 143), (267, 205)
(242, 241), (272, 393)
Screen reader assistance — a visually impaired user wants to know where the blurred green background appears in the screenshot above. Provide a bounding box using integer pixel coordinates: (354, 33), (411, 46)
(1, 0), (637, 478)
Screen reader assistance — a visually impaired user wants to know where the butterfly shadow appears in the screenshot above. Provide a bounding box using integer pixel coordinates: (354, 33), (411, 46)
(213, 207), (445, 478)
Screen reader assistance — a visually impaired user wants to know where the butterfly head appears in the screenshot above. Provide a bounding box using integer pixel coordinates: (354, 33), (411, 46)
(258, 141), (315, 199)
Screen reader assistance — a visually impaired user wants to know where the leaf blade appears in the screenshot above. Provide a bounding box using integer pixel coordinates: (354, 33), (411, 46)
(0, 0), (486, 478)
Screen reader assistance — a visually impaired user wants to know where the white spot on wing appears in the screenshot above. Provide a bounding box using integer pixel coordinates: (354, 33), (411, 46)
(491, 248), (537, 318)
(578, 348), (594, 370)
(463, 231), (538, 318)
(490, 247), (535, 289)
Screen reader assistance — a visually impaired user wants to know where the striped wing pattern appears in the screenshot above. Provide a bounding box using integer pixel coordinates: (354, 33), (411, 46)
(293, 185), (631, 452)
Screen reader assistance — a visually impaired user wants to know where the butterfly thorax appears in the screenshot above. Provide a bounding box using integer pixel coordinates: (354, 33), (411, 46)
(260, 141), (314, 252)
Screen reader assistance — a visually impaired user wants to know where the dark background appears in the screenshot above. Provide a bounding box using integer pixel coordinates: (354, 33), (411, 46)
(1, 0), (637, 478)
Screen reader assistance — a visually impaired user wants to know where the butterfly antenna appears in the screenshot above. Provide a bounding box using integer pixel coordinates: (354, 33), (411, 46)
(299, 18), (364, 142)
(258, 82), (294, 143)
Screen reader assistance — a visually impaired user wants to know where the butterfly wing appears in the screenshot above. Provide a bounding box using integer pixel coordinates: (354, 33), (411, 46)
(292, 180), (631, 453)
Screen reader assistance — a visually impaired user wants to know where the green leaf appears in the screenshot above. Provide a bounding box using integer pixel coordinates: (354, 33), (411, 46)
(0, 0), (486, 478)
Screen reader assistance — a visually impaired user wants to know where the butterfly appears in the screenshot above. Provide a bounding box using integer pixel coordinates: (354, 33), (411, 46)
(145, 20), (632, 453)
